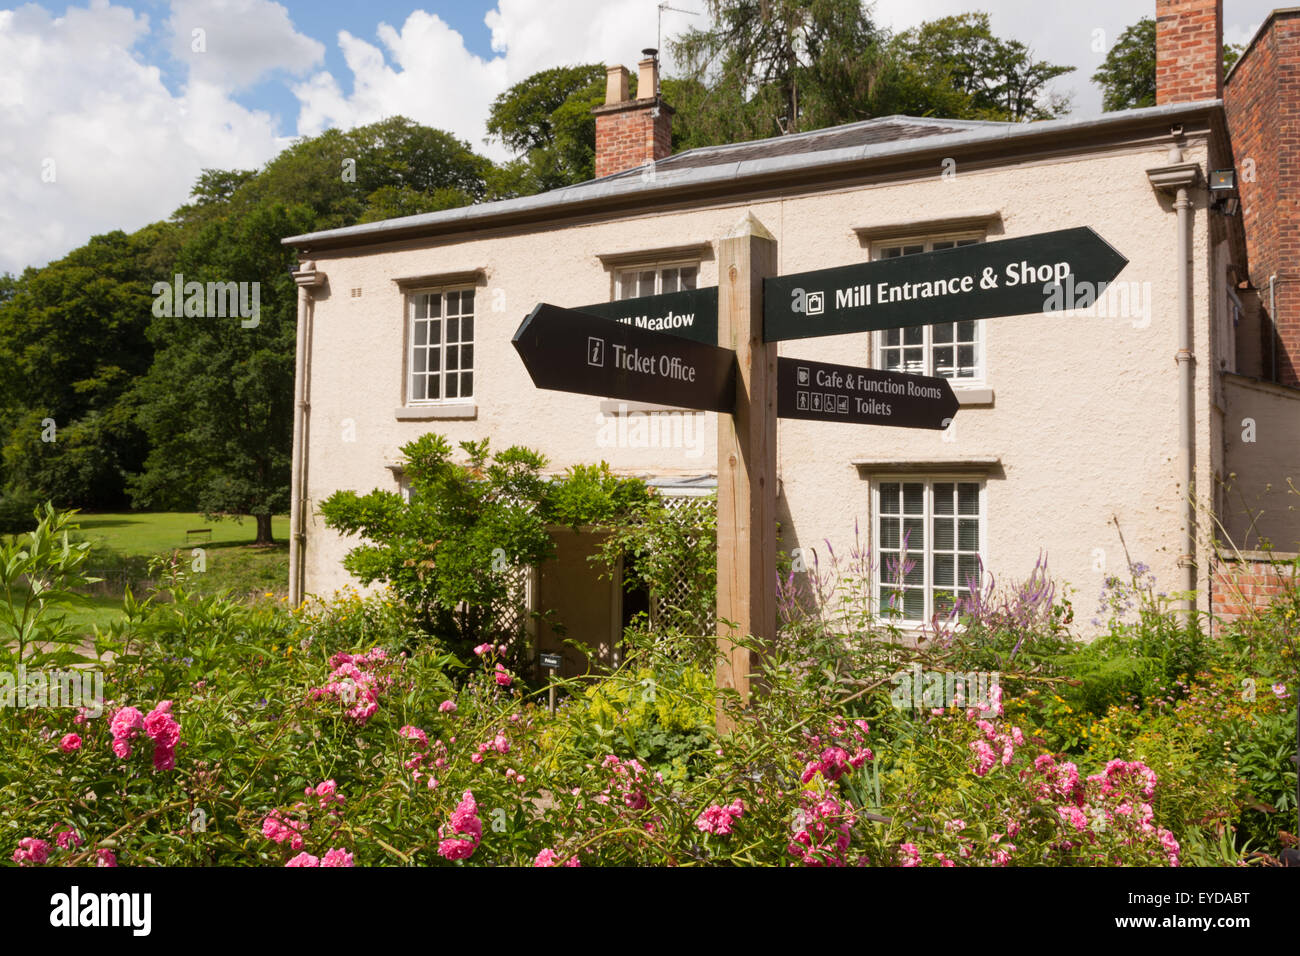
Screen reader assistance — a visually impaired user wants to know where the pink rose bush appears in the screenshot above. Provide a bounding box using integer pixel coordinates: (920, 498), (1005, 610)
(108, 701), (182, 770)
(438, 791), (483, 861)
(308, 648), (394, 723)
(696, 799), (745, 836)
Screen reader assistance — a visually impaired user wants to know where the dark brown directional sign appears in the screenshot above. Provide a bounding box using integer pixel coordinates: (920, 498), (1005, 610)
(572, 287), (718, 345)
(763, 227), (1128, 342)
(777, 357), (958, 430)
(512, 303), (736, 413)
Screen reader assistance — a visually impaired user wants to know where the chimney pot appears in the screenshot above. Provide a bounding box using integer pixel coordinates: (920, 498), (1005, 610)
(638, 54), (659, 100)
(605, 65), (630, 106)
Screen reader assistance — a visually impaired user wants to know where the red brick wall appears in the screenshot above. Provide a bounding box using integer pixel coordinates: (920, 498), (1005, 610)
(1212, 555), (1298, 623)
(1156, 0), (1223, 104)
(594, 100), (672, 179)
(1224, 11), (1300, 387)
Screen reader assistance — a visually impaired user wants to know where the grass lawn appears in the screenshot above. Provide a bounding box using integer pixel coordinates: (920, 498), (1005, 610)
(70, 512), (291, 555)
(6, 512), (293, 646)
(57, 512), (292, 613)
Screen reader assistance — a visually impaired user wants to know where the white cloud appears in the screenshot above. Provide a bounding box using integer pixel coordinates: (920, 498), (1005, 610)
(165, 0), (324, 90)
(0, 1), (296, 274)
(292, 10), (510, 156)
(292, 0), (672, 160)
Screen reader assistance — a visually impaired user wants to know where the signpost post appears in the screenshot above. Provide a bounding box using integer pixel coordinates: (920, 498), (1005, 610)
(714, 213), (778, 734)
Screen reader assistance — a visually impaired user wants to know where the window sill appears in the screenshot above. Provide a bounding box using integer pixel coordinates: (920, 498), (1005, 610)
(954, 387), (993, 407)
(395, 403), (477, 421)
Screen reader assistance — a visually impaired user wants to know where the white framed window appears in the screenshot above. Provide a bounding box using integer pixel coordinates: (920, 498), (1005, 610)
(408, 288), (474, 404)
(616, 262), (698, 300)
(872, 236), (984, 383)
(874, 478), (985, 625)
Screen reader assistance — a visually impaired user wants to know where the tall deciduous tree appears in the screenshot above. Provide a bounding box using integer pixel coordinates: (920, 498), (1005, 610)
(130, 203), (309, 544)
(486, 64), (609, 195)
(1093, 17), (1157, 112)
(0, 228), (163, 508)
(893, 13), (1074, 121)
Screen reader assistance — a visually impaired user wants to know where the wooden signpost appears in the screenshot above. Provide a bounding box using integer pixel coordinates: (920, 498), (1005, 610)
(512, 220), (1129, 733)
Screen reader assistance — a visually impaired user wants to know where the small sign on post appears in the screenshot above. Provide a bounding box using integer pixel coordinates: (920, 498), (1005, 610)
(776, 357), (958, 430)
(540, 652), (562, 715)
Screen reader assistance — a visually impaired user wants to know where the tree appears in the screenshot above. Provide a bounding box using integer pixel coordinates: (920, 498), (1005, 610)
(891, 14), (1074, 121)
(129, 117), (495, 541)
(0, 228), (163, 509)
(1093, 17), (1243, 112)
(129, 202), (310, 544)
(667, 3), (1075, 150)
(1093, 17), (1157, 112)
(486, 64), (608, 194)
(672, 0), (890, 141)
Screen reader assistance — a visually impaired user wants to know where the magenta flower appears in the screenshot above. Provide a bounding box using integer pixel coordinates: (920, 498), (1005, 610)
(59, 733), (82, 753)
(12, 837), (50, 865)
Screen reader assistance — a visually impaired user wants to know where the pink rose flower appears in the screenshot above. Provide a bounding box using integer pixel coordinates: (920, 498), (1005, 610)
(59, 733), (82, 753)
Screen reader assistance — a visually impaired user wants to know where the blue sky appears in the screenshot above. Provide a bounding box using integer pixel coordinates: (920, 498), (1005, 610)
(0, 1), (1282, 275)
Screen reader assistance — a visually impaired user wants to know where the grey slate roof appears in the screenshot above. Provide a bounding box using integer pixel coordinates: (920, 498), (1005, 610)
(283, 103), (1221, 249)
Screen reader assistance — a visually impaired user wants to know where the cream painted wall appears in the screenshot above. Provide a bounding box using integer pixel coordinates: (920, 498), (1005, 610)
(300, 139), (1221, 636)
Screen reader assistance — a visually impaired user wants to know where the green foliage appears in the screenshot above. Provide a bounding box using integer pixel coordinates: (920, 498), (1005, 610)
(0, 503), (100, 664)
(129, 201), (308, 542)
(668, 3), (1075, 148)
(0, 490), (41, 535)
(486, 64), (608, 193)
(318, 434), (651, 659)
(892, 13), (1074, 121)
(1093, 18), (1157, 112)
(595, 495), (716, 636)
(0, 229), (162, 508)
(2, 507), (1299, 867)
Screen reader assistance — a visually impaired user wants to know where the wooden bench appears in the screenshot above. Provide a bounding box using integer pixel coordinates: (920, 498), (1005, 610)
(185, 528), (212, 545)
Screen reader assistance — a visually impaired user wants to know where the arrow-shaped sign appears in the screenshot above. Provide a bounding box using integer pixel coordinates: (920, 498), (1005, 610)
(572, 287), (718, 345)
(763, 227), (1129, 342)
(777, 357), (958, 430)
(512, 303), (737, 413)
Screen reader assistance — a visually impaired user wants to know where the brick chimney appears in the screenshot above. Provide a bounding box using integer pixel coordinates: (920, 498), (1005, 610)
(1156, 0), (1224, 104)
(592, 50), (674, 179)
